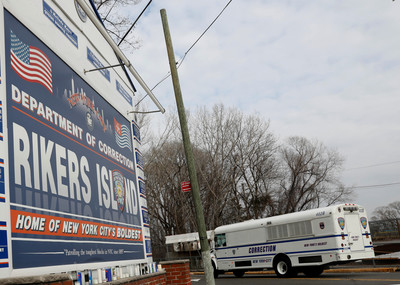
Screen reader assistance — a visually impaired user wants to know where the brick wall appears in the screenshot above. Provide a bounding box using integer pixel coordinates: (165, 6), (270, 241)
(160, 260), (191, 285)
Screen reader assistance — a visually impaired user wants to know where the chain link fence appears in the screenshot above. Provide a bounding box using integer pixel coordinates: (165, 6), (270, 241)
(370, 219), (400, 241)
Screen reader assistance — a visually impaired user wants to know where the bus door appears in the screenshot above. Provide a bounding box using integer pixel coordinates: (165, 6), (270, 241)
(344, 213), (364, 251)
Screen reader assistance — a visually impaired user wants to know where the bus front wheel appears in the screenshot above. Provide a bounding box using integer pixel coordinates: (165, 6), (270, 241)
(273, 256), (297, 278)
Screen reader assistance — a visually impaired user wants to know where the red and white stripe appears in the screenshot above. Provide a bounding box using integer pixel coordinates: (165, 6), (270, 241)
(11, 46), (52, 94)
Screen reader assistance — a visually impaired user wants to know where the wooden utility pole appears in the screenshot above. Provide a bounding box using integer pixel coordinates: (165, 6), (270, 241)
(160, 9), (215, 285)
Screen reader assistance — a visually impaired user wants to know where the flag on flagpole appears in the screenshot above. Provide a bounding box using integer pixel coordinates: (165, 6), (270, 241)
(10, 30), (53, 94)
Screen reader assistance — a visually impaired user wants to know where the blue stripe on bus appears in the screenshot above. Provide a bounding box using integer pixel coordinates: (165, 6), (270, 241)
(217, 244), (373, 261)
(285, 247), (349, 255)
(216, 245), (373, 261)
(215, 232), (373, 260)
(217, 247), (348, 260)
(215, 234), (346, 251)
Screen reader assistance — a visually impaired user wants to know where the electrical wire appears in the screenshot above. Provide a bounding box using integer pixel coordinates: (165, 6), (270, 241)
(135, 0), (233, 107)
(104, 0), (117, 20)
(345, 160), (400, 171)
(347, 182), (400, 190)
(118, 0), (153, 46)
(342, 160), (400, 190)
(176, 0), (233, 69)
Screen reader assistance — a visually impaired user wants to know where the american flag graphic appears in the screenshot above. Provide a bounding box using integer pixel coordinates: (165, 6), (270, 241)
(10, 30), (52, 94)
(114, 118), (132, 152)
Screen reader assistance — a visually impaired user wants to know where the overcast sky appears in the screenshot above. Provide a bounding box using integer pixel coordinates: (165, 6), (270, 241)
(122, 0), (400, 214)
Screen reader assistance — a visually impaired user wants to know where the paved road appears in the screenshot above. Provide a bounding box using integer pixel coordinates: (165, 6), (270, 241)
(191, 271), (400, 285)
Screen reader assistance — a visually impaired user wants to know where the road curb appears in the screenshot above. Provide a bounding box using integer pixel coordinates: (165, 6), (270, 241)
(190, 267), (400, 275)
(326, 267), (399, 273)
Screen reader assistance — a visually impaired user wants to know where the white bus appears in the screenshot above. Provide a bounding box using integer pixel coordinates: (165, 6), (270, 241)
(211, 204), (374, 278)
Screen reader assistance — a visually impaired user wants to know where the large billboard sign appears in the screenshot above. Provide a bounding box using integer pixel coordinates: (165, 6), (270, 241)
(0, 0), (150, 278)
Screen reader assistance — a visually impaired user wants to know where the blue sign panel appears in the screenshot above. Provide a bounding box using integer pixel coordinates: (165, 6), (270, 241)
(0, 229), (8, 267)
(5, 11), (143, 269)
(0, 161), (4, 196)
(87, 47), (110, 81)
(135, 148), (144, 171)
(43, 0), (78, 48)
(142, 208), (149, 226)
(132, 121), (141, 143)
(0, 100), (3, 140)
(138, 177), (146, 197)
(116, 80), (132, 106)
(145, 239), (152, 256)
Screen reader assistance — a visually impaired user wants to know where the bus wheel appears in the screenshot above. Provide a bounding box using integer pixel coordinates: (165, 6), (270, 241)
(273, 256), (297, 278)
(233, 269), (245, 278)
(302, 266), (324, 277)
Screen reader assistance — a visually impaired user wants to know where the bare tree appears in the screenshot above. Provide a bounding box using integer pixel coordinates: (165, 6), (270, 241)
(193, 105), (242, 228)
(92, 0), (142, 50)
(145, 141), (196, 236)
(188, 104), (280, 224)
(143, 105), (351, 260)
(373, 201), (400, 220)
(276, 136), (350, 214)
(228, 112), (279, 220)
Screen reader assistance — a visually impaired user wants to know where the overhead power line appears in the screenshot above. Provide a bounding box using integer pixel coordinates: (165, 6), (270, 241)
(118, 0), (153, 46)
(176, 0), (233, 69)
(135, 0), (233, 107)
(345, 160), (400, 171)
(348, 182), (400, 189)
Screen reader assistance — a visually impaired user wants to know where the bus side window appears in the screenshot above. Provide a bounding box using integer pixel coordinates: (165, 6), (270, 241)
(215, 234), (226, 247)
